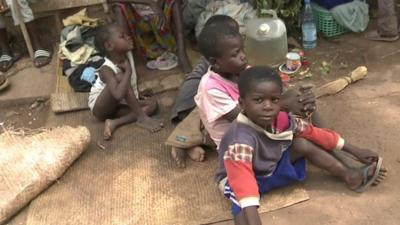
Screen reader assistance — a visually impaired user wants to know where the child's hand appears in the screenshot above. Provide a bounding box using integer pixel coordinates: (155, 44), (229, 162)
(282, 85), (316, 118)
(299, 84), (316, 116)
(118, 60), (132, 76)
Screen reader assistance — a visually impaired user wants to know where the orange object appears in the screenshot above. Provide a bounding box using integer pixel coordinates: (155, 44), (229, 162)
(279, 72), (290, 85)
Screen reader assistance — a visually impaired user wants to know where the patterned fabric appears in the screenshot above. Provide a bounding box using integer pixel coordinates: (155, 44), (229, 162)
(223, 143), (253, 163)
(223, 149), (306, 215)
(294, 116), (309, 133)
(114, 1), (177, 60)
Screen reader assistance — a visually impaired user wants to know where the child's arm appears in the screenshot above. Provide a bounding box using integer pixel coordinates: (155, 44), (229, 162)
(281, 84), (316, 118)
(222, 106), (241, 122)
(224, 143), (260, 218)
(295, 118), (344, 152)
(242, 206), (262, 225)
(99, 60), (132, 101)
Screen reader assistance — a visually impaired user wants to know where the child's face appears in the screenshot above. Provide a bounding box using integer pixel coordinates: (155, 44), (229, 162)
(240, 80), (282, 130)
(214, 35), (247, 75)
(107, 26), (134, 53)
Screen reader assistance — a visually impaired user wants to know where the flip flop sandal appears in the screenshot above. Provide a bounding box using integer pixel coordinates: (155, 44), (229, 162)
(354, 157), (383, 193)
(0, 52), (21, 72)
(146, 52), (178, 71)
(34, 50), (51, 68)
(365, 30), (399, 42)
(0, 74), (10, 91)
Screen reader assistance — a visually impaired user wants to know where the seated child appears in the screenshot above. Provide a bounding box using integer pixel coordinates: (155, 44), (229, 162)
(167, 16), (319, 168)
(89, 24), (163, 140)
(194, 22), (319, 150)
(215, 66), (387, 225)
(170, 15), (237, 123)
(166, 15), (244, 168)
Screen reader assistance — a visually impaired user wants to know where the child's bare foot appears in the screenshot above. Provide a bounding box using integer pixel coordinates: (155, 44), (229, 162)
(136, 116), (163, 133)
(347, 157), (387, 192)
(103, 119), (116, 140)
(187, 146), (205, 162)
(171, 147), (186, 168)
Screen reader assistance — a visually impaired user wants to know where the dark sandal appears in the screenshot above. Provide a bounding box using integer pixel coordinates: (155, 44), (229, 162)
(34, 50), (51, 68)
(0, 51), (21, 72)
(354, 157), (384, 193)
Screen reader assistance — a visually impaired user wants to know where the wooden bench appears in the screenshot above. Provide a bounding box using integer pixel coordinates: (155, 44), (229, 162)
(12, 0), (109, 59)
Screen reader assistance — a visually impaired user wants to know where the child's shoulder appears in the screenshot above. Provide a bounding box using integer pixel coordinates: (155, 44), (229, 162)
(222, 122), (259, 144)
(198, 70), (239, 98)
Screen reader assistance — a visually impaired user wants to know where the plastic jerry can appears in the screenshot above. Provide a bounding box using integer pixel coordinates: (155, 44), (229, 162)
(245, 10), (288, 67)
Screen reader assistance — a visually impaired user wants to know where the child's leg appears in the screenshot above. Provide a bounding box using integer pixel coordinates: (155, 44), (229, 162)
(166, 108), (206, 168)
(170, 147), (186, 168)
(341, 142), (379, 165)
(103, 99), (159, 140)
(234, 207), (263, 225)
(123, 86), (163, 132)
(291, 138), (387, 192)
(171, 0), (192, 73)
(171, 145), (205, 168)
(93, 86), (161, 139)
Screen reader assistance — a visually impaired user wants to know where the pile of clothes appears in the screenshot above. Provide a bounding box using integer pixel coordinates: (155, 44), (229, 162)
(59, 9), (104, 92)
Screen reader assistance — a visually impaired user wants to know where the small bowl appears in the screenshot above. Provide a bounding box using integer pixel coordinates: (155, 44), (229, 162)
(279, 63), (300, 75)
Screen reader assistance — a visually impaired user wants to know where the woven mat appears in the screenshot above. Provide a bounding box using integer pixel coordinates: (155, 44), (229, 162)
(23, 110), (309, 225)
(50, 92), (89, 113)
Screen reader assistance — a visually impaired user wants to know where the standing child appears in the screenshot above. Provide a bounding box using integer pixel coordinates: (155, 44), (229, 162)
(216, 66), (387, 225)
(89, 24), (163, 140)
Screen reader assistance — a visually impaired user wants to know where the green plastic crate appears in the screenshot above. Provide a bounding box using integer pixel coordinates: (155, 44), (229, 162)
(311, 2), (348, 37)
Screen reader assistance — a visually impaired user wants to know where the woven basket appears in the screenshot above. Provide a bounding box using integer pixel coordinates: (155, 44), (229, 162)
(311, 2), (348, 37)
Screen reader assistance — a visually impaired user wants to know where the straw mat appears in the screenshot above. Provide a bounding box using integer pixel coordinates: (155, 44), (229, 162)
(24, 111), (309, 225)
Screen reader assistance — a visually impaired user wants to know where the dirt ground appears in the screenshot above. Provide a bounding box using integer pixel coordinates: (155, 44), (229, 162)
(1, 20), (400, 225)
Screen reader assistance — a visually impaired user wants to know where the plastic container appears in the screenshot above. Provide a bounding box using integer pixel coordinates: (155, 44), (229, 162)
(311, 2), (348, 37)
(302, 0), (317, 49)
(245, 10), (288, 67)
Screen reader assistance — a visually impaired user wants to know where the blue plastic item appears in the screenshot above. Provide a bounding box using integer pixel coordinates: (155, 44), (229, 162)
(81, 67), (97, 84)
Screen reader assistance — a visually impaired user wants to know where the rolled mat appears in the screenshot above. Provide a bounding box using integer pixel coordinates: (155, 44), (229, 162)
(0, 126), (90, 224)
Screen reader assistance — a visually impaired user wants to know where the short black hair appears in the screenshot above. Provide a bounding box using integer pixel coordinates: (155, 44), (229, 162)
(238, 66), (283, 97)
(94, 23), (118, 56)
(204, 14), (239, 30)
(198, 24), (241, 59)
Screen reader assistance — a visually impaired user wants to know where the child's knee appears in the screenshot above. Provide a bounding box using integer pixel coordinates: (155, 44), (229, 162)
(292, 138), (312, 154)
